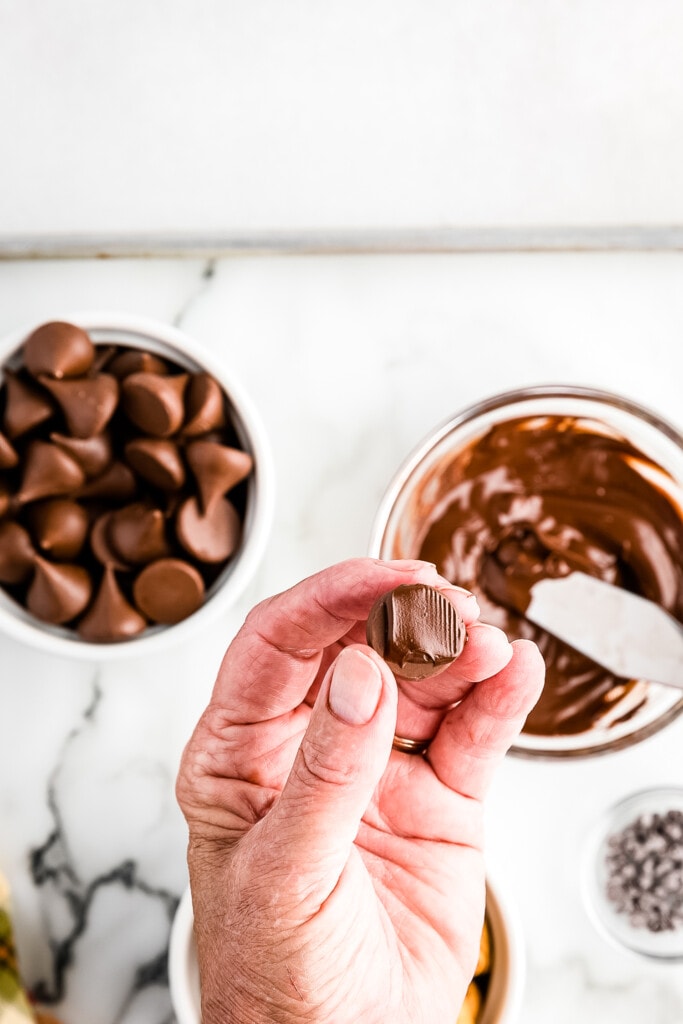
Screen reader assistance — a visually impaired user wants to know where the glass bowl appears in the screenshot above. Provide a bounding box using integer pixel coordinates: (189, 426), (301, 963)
(369, 385), (683, 758)
(0, 312), (275, 659)
(581, 786), (683, 961)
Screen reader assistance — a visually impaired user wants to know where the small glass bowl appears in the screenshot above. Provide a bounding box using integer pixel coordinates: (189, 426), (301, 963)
(369, 385), (683, 758)
(581, 786), (683, 961)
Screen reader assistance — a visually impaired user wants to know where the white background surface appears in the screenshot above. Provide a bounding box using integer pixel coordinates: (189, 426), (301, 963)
(2, 0), (683, 238)
(0, 254), (682, 1023)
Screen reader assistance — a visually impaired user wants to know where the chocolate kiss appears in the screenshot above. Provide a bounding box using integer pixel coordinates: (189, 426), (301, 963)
(18, 441), (85, 504)
(182, 374), (226, 437)
(108, 503), (170, 564)
(90, 513), (130, 570)
(106, 349), (168, 378)
(78, 461), (137, 501)
(3, 370), (54, 439)
(186, 441), (253, 513)
(0, 431), (19, 469)
(176, 495), (241, 563)
(122, 372), (188, 437)
(50, 431), (113, 478)
(23, 321), (95, 379)
(77, 566), (147, 642)
(124, 438), (185, 491)
(92, 345), (118, 373)
(133, 558), (205, 624)
(30, 499), (89, 559)
(0, 521), (35, 583)
(27, 556), (92, 624)
(39, 373), (119, 439)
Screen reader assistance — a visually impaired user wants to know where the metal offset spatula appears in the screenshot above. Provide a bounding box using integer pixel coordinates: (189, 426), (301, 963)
(524, 572), (683, 690)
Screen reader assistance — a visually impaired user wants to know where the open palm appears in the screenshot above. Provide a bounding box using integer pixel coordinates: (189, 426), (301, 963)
(177, 558), (543, 1023)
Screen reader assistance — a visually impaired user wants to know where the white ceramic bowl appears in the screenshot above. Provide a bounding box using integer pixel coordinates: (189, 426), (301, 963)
(168, 876), (525, 1024)
(0, 312), (275, 659)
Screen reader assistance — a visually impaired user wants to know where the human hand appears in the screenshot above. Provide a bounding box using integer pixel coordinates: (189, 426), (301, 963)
(176, 558), (544, 1024)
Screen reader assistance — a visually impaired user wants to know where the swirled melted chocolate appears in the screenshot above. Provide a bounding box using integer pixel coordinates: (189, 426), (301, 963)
(418, 416), (683, 736)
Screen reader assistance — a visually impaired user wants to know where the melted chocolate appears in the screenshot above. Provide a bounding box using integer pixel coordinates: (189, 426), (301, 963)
(417, 416), (683, 736)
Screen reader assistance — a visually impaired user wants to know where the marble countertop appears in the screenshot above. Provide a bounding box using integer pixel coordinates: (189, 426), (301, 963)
(1, 253), (683, 1024)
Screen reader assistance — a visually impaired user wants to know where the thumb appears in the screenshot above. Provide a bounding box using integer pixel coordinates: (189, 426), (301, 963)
(260, 644), (397, 899)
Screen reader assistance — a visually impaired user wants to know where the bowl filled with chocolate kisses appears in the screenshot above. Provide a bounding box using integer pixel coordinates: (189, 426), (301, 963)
(0, 313), (274, 658)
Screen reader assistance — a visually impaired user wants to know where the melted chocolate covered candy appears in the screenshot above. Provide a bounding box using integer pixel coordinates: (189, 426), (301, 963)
(366, 584), (466, 680)
(417, 415), (683, 736)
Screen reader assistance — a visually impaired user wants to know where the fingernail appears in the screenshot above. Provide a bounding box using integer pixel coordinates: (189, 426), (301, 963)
(442, 585), (480, 615)
(328, 648), (382, 725)
(380, 558), (437, 572)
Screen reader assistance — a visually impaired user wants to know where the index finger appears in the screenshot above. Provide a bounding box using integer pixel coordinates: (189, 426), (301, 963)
(426, 639), (545, 801)
(212, 558), (478, 723)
